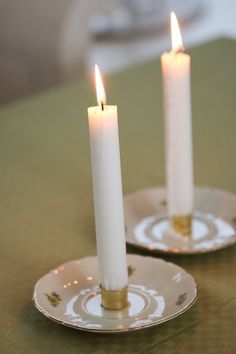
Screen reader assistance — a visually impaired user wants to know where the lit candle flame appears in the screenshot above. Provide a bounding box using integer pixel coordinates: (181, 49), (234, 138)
(171, 12), (184, 52)
(95, 64), (106, 109)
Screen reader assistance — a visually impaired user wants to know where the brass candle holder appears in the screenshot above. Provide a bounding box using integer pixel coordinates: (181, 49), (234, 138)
(100, 285), (128, 310)
(171, 214), (192, 237)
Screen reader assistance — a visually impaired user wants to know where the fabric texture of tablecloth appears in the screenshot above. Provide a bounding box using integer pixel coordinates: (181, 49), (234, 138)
(0, 39), (236, 354)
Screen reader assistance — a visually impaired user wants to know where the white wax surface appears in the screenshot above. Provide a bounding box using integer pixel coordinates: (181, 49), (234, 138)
(161, 52), (194, 216)
(88, 105), (128, 291)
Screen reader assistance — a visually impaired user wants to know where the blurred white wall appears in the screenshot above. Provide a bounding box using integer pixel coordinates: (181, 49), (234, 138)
(0, 0), (96, 104)
(0, 0), (235, 105)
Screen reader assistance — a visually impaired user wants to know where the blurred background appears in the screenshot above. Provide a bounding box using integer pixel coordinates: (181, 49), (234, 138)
(0, 0), (236, 105)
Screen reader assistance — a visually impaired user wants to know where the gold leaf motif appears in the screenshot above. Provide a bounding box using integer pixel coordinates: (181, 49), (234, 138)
(45, 292), (62, 307)
(160, 200), (167, 207)
(175, 292), (187, 306)
(128, 265), (135, 276)
(232, 217), (236, 226)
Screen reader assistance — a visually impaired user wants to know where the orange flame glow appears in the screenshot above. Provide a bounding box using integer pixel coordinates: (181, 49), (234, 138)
(171, 12), (184, 52)
(95, 64), (106, 109)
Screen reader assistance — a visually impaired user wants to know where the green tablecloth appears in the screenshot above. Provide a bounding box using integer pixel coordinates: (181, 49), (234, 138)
(0, 39), (236, 354)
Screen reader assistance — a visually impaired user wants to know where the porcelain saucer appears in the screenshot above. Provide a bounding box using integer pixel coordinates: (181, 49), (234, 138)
(33, 255), (197, 333)
(124, 187), (236, 255)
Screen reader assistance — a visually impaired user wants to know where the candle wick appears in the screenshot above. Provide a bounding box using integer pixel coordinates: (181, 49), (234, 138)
(101, 102), (104, 111)
(175, 46), (185, 54)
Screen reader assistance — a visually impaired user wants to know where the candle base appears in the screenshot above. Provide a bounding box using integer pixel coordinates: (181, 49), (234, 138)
(171, 214), (192, 236)
(124, 187), (236, 254)
(100, 285), (128, 310)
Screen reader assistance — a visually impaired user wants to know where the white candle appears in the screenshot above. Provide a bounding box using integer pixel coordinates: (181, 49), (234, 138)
(88, 65), (128, 291)
(161, 12), (194, 221)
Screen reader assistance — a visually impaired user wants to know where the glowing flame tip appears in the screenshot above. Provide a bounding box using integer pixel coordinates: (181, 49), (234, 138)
(171, 12), (184, 52)
(95, 64), (106, 108)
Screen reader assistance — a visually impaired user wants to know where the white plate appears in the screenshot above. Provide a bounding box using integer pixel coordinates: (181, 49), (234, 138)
(33, 255), (197, 333)
(124, 187), (236, 255)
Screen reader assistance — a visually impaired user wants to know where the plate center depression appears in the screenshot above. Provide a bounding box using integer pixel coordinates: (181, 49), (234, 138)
(82, 288), (148, 319)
